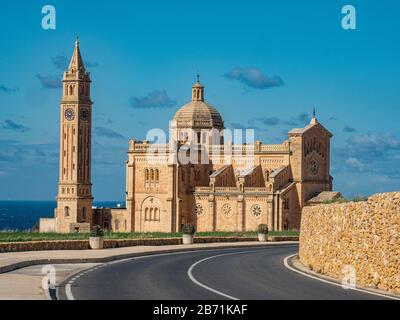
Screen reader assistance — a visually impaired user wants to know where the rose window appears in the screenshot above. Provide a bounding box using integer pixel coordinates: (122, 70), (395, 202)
(252, 205), (262, 218)
(221, 204), (233, 217)
(194, 204), (204, 216)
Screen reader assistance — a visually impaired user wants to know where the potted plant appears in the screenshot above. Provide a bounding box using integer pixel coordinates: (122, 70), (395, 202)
(258, 224), (268, 242)
(89, 225), (104, 249)
(182, 223), (195, 245)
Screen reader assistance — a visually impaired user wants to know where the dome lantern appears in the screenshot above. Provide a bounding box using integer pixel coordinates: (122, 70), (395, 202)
(192, 74), (204, 101)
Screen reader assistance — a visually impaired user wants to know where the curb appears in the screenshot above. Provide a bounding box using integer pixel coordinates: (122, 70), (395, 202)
(0, 241), (299, 275)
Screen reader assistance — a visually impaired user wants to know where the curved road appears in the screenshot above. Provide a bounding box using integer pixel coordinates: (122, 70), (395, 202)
(58, 245), (389, 300)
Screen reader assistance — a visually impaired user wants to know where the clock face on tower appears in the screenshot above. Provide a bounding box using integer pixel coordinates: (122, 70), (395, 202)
(309, 159), (319, 175)
(65, 108), (75, 121)
(80, 109), (89, 121)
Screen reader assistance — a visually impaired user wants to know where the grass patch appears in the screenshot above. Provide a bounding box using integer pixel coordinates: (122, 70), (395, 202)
(0, 230), (299, 243)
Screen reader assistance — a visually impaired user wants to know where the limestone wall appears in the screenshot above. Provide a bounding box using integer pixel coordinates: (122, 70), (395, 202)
(39, 218), (56, 233)
(299, 192), (400, 294)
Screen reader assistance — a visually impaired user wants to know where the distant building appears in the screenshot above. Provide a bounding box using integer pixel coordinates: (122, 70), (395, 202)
(40, 40), (333, 233)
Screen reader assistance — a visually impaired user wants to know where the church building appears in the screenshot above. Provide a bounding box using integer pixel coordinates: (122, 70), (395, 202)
(39, 40), (333, 233)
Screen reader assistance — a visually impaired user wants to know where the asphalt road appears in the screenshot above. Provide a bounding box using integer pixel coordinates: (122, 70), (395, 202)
(58, 245), (389, 300)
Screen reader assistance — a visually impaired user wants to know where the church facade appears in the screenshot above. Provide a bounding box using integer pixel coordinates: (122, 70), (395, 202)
(40, 40), (333, 233)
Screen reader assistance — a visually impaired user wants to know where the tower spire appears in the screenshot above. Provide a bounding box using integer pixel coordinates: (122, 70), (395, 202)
(310, 107), (318, 124)
(68, 36), (85, 72)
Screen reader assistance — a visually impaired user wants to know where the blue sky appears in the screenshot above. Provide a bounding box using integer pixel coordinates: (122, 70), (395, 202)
(0, 0), (399, 200)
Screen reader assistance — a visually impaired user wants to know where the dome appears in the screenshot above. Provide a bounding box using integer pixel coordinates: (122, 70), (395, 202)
(172, 76), (224, 130)
(173, 100), (224, 129)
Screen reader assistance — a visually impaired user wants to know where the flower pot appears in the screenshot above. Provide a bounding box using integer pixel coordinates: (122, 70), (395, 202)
(258, 233), (267, 242)
(182, 234), (194, 245)
(89, 236), (104, 249)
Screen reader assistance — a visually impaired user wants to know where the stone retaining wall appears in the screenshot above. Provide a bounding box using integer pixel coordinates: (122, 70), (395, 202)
(299, 192), (400, 294)
(0, 236), (298, 253)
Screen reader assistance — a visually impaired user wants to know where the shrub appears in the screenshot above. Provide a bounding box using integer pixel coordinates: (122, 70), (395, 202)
(258, 224), (269, 235)
(90, 225), (104, 237)
(322, 197), (347, 204)
(352, 195), (368, 202)
(182, 223), (195, 235)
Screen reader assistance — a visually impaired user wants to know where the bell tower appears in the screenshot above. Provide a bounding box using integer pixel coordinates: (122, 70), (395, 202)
(56, 37), (93, 233)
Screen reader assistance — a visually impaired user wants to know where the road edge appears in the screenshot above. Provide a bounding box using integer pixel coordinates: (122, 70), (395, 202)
(284, 254), (400, 300)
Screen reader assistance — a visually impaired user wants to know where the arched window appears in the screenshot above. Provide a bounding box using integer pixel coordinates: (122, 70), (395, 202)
(145, 169), (149, 181)
(197, 132), (201, 143)
(145, 208), (149, 221)
(265, 170), (270, 182)
(149, 208), (154, 221)
(69, 85), (73, 96)
(155, 169), (159, 181)
(64, 206), (70, 217)
(154, 208), (159, 221)
(150, 169), (154, 181)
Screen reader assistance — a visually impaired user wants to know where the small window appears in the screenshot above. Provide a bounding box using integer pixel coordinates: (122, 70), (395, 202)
(284, 198), (290, 210)
(64, 206), (70, 217)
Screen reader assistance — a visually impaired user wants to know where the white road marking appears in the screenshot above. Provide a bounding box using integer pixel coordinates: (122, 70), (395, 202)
(65, 283), (75, 300)
(63, 246), (290, 300)
(65, 265), (102, 300)
(283, 254), (400, 300)
(187, 249), (265, 300)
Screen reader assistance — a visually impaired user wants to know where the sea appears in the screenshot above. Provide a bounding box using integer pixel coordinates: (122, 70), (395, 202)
(0, 201), (124, 231)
